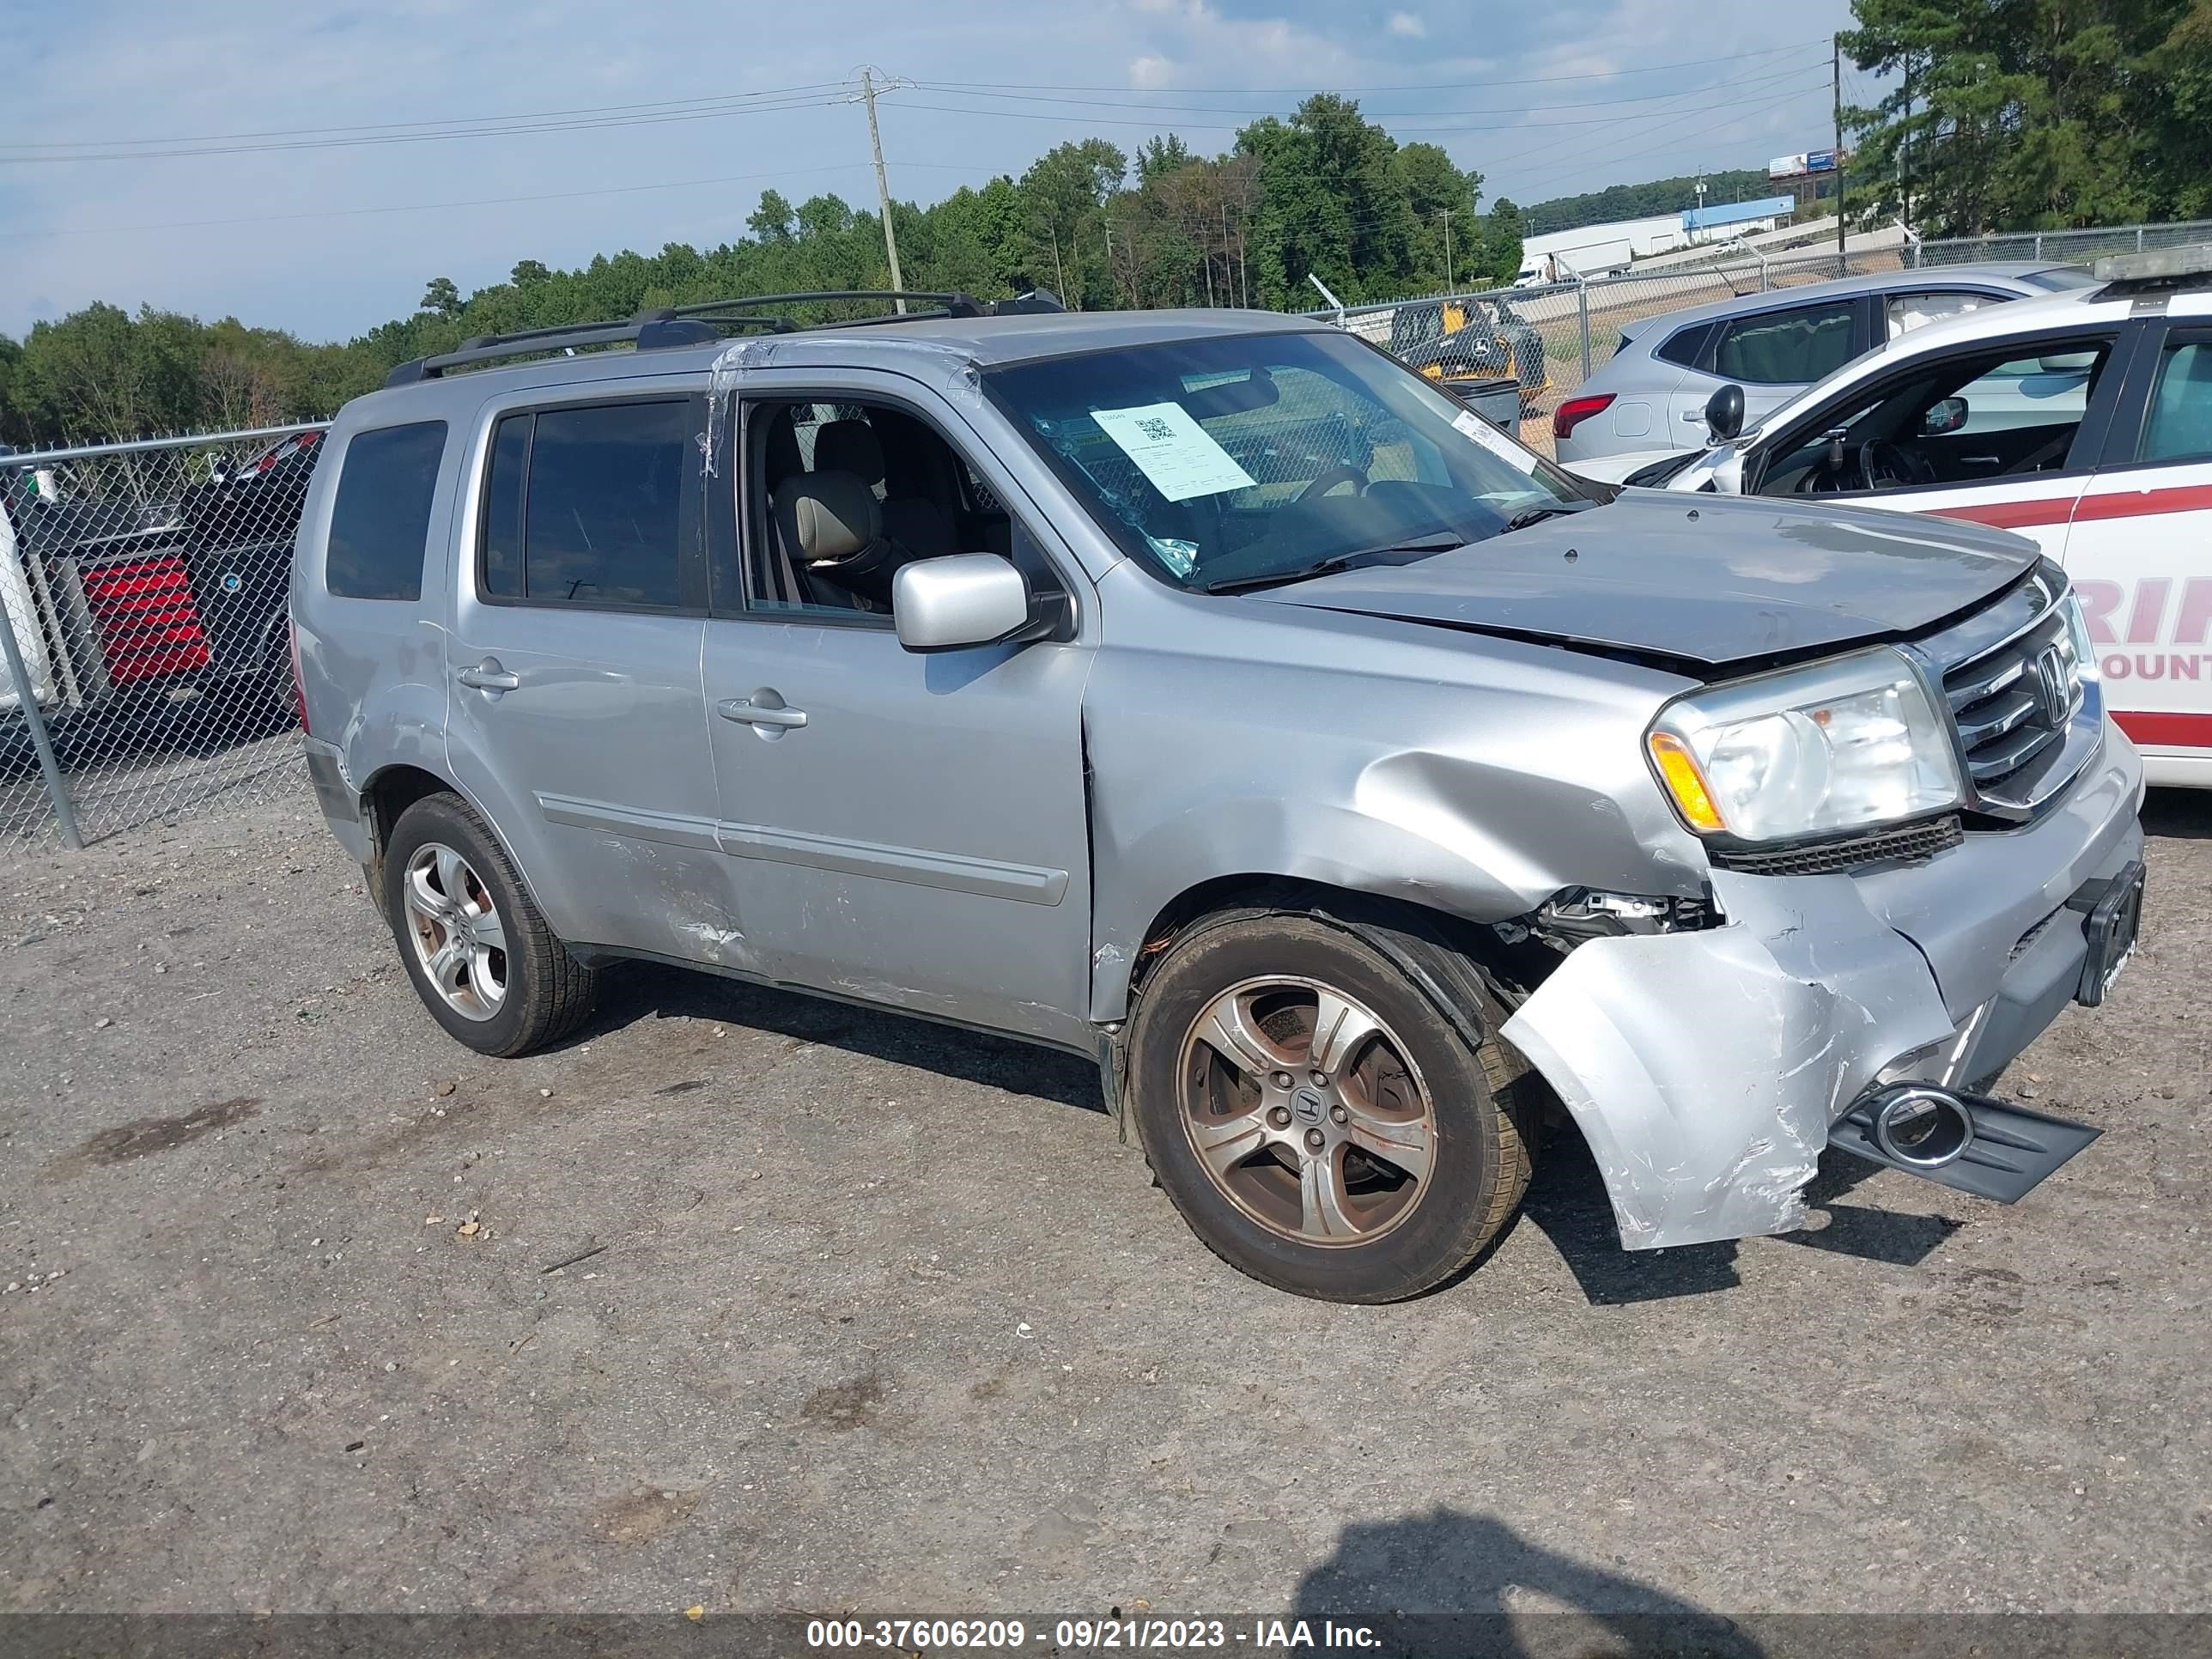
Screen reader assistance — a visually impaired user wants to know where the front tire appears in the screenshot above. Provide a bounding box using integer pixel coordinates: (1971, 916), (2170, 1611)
(382, 792), (597, 1056)
(1125, 902), (1536, 1303)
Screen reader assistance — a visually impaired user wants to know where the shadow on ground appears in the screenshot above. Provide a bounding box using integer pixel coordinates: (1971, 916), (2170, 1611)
(1292, 1507), (1765, 1656)
(572, 957), (1966, 1308)
(576, 957), (1105, 1114)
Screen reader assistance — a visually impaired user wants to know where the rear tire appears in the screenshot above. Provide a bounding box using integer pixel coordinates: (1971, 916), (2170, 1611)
(1125, 901), (1537, 1304)
(382, 792), (597, 1056)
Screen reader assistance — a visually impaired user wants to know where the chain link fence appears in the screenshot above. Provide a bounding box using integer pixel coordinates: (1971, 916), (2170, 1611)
(2, 424), (325, 849)
(1911, 216), (2212, 270)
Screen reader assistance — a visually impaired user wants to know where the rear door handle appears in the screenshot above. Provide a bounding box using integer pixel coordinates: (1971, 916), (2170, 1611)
(717, 697), (807, 729)
(457, 660), (520, 692)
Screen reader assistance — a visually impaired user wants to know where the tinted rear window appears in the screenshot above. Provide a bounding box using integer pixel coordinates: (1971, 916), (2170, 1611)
(325, 421), (447, 600)
(478, 400), (689, 608)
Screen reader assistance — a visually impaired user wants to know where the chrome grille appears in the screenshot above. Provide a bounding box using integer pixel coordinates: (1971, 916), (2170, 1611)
(1942, 605), (2083, 809)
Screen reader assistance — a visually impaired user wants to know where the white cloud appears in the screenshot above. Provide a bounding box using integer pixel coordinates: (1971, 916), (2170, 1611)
(1387, 11), (1426, 38)
(1129, 54), (1176, 88)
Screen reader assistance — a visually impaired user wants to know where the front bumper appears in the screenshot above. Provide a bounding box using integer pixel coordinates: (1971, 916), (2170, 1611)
(1500, 727), (2145, 1250)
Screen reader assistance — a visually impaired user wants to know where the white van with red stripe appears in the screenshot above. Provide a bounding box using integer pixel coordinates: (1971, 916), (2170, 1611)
(1570, 247), (2212, 787)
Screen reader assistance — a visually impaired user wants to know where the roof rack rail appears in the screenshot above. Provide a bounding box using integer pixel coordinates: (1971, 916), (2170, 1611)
(382, 287), (1067, 388)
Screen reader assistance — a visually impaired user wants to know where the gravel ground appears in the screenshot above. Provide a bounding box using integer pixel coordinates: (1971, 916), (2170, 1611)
(1, 786), (2206, 1620)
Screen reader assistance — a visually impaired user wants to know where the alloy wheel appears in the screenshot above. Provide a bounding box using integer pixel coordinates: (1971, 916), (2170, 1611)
(401, 841), (508, 1021)
(1176, 975), (1437, 1246)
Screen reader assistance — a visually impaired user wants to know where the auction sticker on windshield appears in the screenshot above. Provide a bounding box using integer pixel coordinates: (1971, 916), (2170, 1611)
(1091, 402), (1257, 502)
(1453, 408), (1536, 472)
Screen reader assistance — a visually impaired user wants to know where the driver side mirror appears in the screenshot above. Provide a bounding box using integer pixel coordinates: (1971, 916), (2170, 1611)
(893, 553), (1061, 654)
(1921, 396), (1968, 436)
(1704, 383), (1746, 442)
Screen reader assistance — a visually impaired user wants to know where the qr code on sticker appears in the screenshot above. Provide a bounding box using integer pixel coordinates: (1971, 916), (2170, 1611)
(1136, 416), (1176, 441)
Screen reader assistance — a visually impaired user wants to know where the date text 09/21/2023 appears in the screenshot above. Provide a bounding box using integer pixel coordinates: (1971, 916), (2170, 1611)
(804, 1617), (1382, 1650)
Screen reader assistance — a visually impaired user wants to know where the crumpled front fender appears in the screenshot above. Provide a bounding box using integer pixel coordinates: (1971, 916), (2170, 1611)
(1500, 872), (1958, 1250)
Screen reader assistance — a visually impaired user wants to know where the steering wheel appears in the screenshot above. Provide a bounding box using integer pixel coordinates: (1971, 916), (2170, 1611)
(1294, 465), (1370, 503)
(1856, 439), (1937, 490)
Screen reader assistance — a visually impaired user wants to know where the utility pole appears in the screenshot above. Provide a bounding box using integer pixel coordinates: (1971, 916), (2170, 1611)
(1046, 222), (1067, 304)
(857, 68), (907, 313)
(1438, 209), (1454, 292)
(1221, 203), (1237, 308)
(1832, 35), (1847, 272)
(1900, 51), (1913, 237)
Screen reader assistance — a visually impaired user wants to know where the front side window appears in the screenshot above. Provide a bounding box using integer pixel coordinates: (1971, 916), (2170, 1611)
(2140, 340), (2212, 465)
(478, 399), (689, 608)
(1713, 301), (1857, 385)
(325, 421), (446, 601)
(1753, 335), (2115, 496)
(987, 330), (1583, 592)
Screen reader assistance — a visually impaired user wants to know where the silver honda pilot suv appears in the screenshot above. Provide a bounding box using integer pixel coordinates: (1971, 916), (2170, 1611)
(292, 292), (2145, 1304)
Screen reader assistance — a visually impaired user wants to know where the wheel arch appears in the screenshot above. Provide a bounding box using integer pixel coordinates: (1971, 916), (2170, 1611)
(358, 762), (550, 927)
(1115, 873), (1534, 1062)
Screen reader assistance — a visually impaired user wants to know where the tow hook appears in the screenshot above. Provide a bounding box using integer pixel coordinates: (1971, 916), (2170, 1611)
(1829, 1082), (2101, 1203)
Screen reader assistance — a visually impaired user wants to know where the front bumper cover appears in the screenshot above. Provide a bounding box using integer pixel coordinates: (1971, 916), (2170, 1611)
(1500, 729), (2144, 1250)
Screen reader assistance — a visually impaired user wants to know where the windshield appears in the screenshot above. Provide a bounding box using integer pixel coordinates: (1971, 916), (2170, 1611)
(2021, 266), (2100, 292)
(986, 330), (1584, 591)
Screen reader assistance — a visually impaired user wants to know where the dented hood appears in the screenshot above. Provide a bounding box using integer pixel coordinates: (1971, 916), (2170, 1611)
(1254, 490), (2039, 669)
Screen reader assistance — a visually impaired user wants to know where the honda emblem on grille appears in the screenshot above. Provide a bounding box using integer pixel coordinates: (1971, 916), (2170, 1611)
(2033, 643), (2073, 727)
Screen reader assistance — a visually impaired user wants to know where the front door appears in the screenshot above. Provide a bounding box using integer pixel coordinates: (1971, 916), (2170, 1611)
(700, 382), (1096, 1048)
(2066, 322), (2212, 778)
(444, 387), (737, 963)
(1747, 327), (2131, 571)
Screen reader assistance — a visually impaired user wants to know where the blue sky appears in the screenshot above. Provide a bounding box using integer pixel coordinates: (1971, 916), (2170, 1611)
(0, 0), (1860, 343)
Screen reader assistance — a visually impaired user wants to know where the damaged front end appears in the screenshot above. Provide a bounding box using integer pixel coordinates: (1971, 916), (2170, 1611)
(1496, 742), (2143, 1253)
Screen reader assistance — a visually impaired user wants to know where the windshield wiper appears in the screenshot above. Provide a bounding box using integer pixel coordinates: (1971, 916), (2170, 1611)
(1201, 534), (1467, 595)
(1498, 501), (1595, 533)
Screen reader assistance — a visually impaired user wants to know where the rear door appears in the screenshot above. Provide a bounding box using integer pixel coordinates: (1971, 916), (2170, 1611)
(1689, 295), (1863, 436)
(443, 384), (734, 962)
(2065, 320), (2212, 775)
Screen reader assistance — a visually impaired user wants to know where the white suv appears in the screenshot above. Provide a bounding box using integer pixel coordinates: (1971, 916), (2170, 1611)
(1571, 247), (2212, 788)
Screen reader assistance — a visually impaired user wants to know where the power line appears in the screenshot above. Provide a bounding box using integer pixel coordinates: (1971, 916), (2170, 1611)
(0, 81), (854, 154)
(889, 76), (1831, 137)
(0, 89), (854, 165)
(1456, 65), (1832, 182)
(4, 160), (1002, 240)
(904, 53), (1832, 120)
(909, 41), (1832, 95)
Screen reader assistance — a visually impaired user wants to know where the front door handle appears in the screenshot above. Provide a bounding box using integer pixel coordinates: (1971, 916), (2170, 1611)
(457, 659), (520, 692)
(717, 696), (807, 729)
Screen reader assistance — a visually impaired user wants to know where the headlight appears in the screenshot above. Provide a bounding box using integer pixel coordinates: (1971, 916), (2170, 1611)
(1647, 647), (1963, 842)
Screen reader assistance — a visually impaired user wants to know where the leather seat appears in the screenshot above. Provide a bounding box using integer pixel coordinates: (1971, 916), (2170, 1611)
(769, 468), (903, 611)
(811, 417), (959, 560)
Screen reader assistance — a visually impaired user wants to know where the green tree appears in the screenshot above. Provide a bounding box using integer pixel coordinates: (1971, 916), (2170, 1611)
(746, 189), (796, 242)
(1843, 0), (2212, 234)
(1137, 133), (1191, 181)
(510, 258), (552, 286)
(418, 276), (465, 318)
(1392, 142), (1481, 289)
(1479, 198), (1525, 286)
(1237, 95), (1418, 307)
